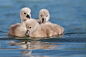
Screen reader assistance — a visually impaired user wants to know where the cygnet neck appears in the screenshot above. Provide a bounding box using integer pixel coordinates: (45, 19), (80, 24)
(21, 19), (27, 24)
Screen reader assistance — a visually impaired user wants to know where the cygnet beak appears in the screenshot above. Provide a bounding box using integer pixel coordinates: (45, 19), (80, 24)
(42, 18), (46, 23)
(25, 30), (30, 37)
(26, 14), (30, 19)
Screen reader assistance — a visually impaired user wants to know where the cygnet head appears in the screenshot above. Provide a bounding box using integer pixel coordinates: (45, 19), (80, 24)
(39, 9), (50, 23)
(20, 7), (31, 21)
(25, 19), (39, 36)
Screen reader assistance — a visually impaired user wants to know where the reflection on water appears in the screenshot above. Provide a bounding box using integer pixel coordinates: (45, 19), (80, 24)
(0, 0), (86, 57)
(10, 40), (59, 50)
(0, 39), (86, 57)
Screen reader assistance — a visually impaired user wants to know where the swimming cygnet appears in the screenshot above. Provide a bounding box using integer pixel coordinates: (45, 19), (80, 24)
(38, 9), (51, 24)
(25, 19), (63, 37)
(9, 7), (31, 37)
(39, 9), (64, 35)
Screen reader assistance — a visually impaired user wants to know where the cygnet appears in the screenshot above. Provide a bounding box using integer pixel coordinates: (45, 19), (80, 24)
(9, 7), (31, 37)
(25, 19), (63, 37)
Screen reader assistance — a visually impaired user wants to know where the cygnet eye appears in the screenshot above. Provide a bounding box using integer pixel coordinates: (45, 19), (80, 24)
(24, 13), (26, 14)
(30, 27), (31, 28)
(40, 15), (42, 17)
(28, 27), (31, 29)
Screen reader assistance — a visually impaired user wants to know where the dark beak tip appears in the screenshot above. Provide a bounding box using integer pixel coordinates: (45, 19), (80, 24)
(26, 15), (30, 19)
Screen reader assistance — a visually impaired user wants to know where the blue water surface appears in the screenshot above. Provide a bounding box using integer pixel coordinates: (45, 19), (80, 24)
(0, 0), (86, 57)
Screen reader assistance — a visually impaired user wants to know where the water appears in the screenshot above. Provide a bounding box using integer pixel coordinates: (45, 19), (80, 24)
(0, 0), (86, 57)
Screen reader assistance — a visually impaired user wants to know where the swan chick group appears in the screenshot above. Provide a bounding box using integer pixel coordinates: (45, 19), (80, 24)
(9, 7), (64, 37)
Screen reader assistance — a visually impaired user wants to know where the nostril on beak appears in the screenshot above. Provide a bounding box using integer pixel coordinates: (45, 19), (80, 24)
(26, 14), (30, 19)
